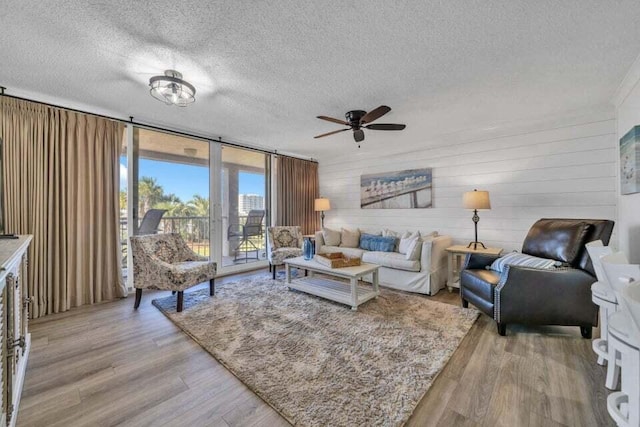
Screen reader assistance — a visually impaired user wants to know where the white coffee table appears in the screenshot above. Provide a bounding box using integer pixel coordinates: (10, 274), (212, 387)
(284, 256), (380, 310)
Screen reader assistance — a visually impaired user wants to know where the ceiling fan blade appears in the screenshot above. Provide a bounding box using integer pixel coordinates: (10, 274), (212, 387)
(353, 129), (365, 142)
(360, 105), (391, 124)
(314, 128), (349, 139)
(317, 115), (350, 126)
(365, 123), (406, 131)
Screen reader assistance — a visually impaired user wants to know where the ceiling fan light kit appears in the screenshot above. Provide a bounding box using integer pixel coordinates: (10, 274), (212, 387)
(315, 105), (406, 147)
(149, 70), (196, 107)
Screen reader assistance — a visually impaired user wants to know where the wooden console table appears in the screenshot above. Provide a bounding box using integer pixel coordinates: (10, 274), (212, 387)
(445, 245), (502, 292)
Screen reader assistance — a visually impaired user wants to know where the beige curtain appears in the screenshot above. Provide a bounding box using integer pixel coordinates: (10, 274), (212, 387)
(276, 156), (320, 234)
(1, 97), (126, 318)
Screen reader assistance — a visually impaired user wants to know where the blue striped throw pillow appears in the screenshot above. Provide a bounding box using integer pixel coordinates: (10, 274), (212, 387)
(489, 252), (562, 273)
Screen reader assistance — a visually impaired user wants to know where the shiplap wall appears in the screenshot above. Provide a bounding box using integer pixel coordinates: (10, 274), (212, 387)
(318, 117), (618, 252)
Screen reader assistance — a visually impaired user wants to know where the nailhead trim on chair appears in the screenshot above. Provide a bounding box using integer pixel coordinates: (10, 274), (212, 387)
(494, 266), (510, 323)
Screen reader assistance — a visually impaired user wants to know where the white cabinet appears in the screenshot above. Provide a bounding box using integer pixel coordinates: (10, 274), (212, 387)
(0, 236), (32, 427)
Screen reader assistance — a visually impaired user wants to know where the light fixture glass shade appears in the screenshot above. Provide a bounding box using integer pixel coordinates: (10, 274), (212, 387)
(314, 198), (331, 211)
(149, 70), (196, 107)
(463, 190), (491, 210)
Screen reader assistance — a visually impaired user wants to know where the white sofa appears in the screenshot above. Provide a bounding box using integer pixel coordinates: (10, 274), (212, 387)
(314, 230), (452, 295)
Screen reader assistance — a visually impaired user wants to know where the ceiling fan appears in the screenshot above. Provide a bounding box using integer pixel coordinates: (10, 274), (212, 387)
(314, 105), (406, 147)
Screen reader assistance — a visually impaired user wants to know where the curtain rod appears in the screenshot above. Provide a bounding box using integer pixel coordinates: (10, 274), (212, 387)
(0, 90), (317, 163)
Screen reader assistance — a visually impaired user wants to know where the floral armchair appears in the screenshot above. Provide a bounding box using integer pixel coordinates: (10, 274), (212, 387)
(267, 226), (304, 279)
(130, 233), (217, 312)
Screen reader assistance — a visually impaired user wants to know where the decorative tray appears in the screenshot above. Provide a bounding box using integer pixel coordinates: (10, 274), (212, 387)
(314, 252), (362, 268)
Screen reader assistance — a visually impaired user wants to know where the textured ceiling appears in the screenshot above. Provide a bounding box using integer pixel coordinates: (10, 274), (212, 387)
(2, 1), (640, 159)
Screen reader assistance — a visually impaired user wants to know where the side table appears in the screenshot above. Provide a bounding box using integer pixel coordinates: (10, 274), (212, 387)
(445, 245), (502, 292)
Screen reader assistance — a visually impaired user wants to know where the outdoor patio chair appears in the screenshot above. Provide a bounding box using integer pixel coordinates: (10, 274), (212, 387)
(122, 209), (168, 265)
(138, 209), (168, 234)
(228, 209), (265, 262)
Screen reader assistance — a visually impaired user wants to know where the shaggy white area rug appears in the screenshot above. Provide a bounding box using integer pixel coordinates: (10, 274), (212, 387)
(152, 277), (478, 426)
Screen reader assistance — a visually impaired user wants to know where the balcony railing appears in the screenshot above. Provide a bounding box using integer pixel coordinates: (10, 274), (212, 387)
(120, 215), (266, 260)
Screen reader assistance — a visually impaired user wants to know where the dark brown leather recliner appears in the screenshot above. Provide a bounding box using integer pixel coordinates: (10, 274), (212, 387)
(460, 218), (614, 337)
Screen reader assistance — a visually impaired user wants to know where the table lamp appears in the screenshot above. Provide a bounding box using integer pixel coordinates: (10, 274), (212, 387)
(463, 189), (491, 250)
(314, 198), (331, 228)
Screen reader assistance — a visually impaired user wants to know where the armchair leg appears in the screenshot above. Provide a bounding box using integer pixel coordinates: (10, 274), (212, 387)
(172, 291), (176, 295)
(134, 288), (142, 309)
(272, 265), (276, 280)
(177, 291), (184, 312)
(497, 322), (507, 336)
(580, 326), (593, 339)
(269, 264), (272, 272)
(209, 278), (215, 296)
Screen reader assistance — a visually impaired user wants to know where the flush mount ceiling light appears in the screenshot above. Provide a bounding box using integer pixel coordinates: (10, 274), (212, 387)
(149, 70), (196, 107)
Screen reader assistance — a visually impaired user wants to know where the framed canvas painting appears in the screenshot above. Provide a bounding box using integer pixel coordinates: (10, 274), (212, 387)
(621, 126), (640, 195)
(360, 168), (432, 209)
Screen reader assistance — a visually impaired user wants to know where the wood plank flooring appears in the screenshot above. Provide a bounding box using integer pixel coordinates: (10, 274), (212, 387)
(17, 271), (613, 426)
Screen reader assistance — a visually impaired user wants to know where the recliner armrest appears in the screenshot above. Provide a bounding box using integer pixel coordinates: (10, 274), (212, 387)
(463, 253), (501, 270)
(496, 266), (597, 326)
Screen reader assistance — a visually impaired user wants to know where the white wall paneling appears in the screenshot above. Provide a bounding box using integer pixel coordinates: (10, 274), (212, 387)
(318, 117), (618, 252)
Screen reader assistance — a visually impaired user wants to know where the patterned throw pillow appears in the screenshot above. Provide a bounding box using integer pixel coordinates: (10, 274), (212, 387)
(489, 252), (562, 273)
(359, 234), (396, 252)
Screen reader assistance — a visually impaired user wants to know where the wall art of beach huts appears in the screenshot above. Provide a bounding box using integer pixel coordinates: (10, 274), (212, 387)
(621, 125), (640, 195)
(360, 168), (432, 209)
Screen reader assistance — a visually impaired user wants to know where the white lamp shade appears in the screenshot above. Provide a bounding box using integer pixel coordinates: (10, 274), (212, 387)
(463, 190), (491, 210)
(314, 198), (331, 211)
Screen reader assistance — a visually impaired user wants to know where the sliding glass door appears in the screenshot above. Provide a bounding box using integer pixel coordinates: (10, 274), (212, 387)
(219, 146), (269, 272)
(122, 127), (270, 285)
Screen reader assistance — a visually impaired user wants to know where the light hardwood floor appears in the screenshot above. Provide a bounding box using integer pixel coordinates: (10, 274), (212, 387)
(17, 271), (613, 427)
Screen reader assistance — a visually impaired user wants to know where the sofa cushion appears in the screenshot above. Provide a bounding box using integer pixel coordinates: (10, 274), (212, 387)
(340, 228), (360, 248)
(362, 251), (421, 272)
(322, 227), (341, 246)
(359, 234), (396, 252)
(489, 252), (562, 273)
(522, 219), (593, 265)
(320, 245), (365, 259)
